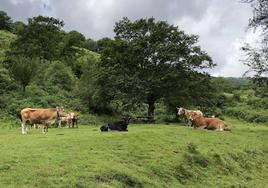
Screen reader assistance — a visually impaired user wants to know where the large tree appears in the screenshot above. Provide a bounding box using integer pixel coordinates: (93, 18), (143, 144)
(9, 16), (64, 60)
(0, 10), (12, 31)
(100, 17), (214, 118)
(242, 0), (268, 85)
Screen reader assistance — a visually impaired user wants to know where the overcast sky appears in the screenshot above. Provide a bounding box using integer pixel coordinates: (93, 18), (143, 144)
(1, 0), (255, 77)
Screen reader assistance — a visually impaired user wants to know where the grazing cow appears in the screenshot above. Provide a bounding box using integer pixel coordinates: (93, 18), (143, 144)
(190, 116), (231, 131)
(20, 107), (65, 134)
(100, 117), (131, 132)
(176, 107), (203, 126)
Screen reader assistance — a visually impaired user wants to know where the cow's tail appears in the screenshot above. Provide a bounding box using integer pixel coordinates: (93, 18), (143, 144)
(17, 111), (22, 122)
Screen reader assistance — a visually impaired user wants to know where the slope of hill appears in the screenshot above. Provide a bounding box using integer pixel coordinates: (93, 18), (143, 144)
(0, 30), (16, 63)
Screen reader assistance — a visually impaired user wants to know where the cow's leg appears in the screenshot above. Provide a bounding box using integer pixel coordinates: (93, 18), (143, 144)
(21, 122), (26, 135)
(43, 124), (48, 134)
(194, 125), (207, 130)
(25, 124), (29, 134)
(58, 120), (61, 128)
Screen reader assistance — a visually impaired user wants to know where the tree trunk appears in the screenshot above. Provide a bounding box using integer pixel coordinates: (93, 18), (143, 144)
(147, 100), (155, 119)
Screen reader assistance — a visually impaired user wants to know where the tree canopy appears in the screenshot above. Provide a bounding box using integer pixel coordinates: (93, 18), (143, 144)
(0, 11), (12, 31)
(99, 17), (214, 117)
(242, 0), (268, 86)
(9, 16), (64, 60)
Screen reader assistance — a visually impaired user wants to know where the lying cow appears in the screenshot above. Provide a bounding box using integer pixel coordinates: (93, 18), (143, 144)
(100, 117), (131, 132)
(190, 116), (231, 131)
(20, 107), (65, 134)
(176, 107), (203, 126)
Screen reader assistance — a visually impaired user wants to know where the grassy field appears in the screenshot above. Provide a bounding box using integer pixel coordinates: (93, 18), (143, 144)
(0, 118), (267, 188)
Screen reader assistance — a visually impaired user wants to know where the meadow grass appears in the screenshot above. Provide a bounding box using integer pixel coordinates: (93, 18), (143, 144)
(0, 118), (267, 188)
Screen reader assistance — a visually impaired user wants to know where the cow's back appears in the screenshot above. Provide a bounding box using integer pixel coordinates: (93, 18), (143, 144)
(192, 116), (230, 131)
(206, 118), (226, 130)
(21, 108), (57, 124)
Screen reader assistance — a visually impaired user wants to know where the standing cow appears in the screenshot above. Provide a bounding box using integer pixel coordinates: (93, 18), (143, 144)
(59, 112), (79, 128)
(20, 107), (65, 134)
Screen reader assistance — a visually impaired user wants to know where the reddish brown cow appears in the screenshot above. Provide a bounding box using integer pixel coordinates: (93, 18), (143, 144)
(20, 107), (65, 134)
(190, 116), (231, 131)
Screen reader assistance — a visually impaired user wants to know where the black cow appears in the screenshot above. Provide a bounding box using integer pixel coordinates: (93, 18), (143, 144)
(100, 124), (109, 132)
(100, 117), (131, 132)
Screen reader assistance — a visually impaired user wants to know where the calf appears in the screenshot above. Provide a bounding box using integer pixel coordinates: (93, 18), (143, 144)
(69, 112), (79, 128)
(59, 113), (72, 128)
(190, 116), (231, 131)
(176, 107), (203, 126)
(100, 117), (131, 132)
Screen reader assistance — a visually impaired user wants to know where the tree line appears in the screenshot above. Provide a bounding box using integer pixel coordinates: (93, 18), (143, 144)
(0, 3), (267, 120)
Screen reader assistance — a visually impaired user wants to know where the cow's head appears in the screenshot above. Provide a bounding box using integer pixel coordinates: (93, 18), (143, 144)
(189, 113), (200, 121)
(56, 106), (65, 117)
(176, 107), (184, 116)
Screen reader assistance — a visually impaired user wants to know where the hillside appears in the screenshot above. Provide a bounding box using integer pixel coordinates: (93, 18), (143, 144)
(0, 30), (16, 63)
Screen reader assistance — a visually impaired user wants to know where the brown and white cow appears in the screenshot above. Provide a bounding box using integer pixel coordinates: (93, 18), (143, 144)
(176, 107), (203, 126)
(190, 116), (231, 131)
(20, 107), (65, 134)
(69, 112), (79, 128)
(59, 112), (79, 128)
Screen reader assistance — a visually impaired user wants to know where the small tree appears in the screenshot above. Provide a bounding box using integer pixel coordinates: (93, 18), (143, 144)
(242, 0), (268, 86)
(43, 61), (76, 91)
(8, 56), (39, 92)
(11, 21), (26, 34)
(75, 56), (115, 113)
(0, 10), (12, 31)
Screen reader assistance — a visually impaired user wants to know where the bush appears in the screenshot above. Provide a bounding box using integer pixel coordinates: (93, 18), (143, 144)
(224, 106), (268, 123)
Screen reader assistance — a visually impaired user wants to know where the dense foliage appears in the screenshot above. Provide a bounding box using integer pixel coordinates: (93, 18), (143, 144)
(0, 10), (267, 124)
(0, 10), (12, 31)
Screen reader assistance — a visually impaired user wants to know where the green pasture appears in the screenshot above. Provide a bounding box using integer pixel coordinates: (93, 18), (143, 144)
(0, 118), (267, 188)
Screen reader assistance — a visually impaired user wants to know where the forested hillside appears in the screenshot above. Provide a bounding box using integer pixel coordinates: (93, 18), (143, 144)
(0, 11), (267, 125)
